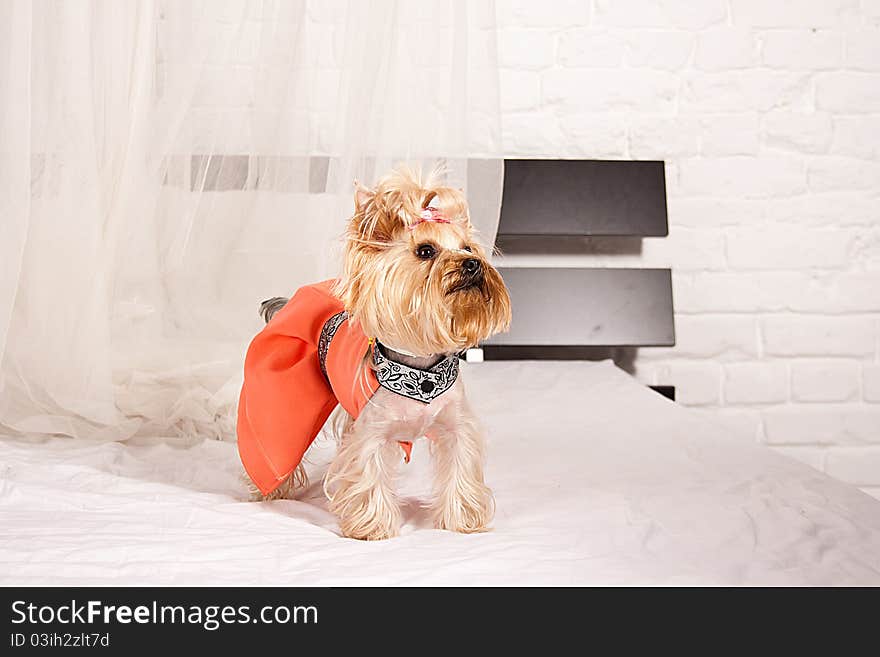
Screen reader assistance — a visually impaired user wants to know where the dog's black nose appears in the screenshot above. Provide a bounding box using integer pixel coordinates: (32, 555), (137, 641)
(462, 258), (482, 277)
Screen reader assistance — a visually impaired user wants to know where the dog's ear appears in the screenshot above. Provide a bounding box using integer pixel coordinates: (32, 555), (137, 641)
(350, 180), (404, 246)
(353, 180), (374, 212)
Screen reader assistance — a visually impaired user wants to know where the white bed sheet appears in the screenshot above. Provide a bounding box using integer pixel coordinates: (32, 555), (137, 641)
(2, 360), (879, 586)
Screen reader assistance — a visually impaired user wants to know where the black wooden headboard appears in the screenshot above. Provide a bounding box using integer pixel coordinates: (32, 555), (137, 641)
(498, 159), (668, 237)
(482, 159), (676, 398)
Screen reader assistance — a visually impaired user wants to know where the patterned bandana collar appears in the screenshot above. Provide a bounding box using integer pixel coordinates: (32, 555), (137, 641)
(372, 341), (459, 404)
(318, 311), (460, 404)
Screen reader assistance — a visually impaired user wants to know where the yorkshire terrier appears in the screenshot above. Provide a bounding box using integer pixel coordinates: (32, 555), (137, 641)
(237, 166), (511, 540)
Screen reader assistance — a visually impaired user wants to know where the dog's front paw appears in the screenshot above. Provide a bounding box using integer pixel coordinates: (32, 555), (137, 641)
(341, 519), (398, 541)
(330, 485), (401, 541)
(434, 485), (495, 534)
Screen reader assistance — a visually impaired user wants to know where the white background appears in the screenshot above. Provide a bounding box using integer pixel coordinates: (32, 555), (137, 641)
(493, 0), (880, 496)
(1, 1), (877, 497)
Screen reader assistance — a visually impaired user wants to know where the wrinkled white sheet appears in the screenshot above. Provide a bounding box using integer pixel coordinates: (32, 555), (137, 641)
(2, 360), (879, 585)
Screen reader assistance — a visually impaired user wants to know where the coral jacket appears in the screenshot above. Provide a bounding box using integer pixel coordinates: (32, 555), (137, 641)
(238, 279), (464, 496)
(237, 280), (382, 495)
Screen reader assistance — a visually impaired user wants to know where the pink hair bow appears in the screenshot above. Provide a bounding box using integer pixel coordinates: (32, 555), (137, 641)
(409, 207), (450, 229)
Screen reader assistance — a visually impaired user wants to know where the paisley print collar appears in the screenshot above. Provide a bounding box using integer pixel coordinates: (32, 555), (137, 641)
(317, 310), (459, 404)
(371, 340), (459, 404)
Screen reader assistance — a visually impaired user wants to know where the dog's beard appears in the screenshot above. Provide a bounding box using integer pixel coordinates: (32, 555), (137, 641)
(344, 251), (511, 357)
(441, 262), (510, 350)
(443, 268), (489, 298)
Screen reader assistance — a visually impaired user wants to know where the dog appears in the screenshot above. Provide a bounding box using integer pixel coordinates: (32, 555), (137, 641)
(237, 166), (511, 540)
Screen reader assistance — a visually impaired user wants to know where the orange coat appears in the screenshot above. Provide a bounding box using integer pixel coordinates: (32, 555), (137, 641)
(237, 280), (416, 496)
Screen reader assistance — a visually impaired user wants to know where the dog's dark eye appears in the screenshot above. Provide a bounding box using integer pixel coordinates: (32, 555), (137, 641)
(416, 243), (437, 260)
(462, 245), (473, 253)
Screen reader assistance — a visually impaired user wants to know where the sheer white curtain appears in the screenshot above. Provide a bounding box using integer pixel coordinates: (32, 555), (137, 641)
(0, 0), (502, 444)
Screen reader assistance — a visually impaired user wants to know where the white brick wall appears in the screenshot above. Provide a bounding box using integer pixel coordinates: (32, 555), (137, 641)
(495, 0), (880, 492)
(791, 360), (861, 401)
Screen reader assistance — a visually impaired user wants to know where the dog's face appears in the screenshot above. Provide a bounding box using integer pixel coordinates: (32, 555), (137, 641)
(335, 168), (511, 356)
